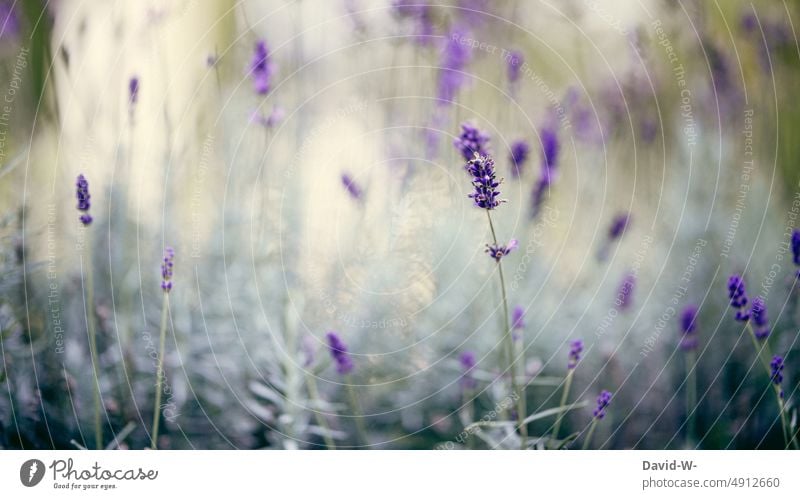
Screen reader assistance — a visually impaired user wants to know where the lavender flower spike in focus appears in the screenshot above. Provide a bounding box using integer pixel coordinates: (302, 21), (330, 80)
(770, 355), (785, 399)
(727, 274), (749, 321)
(161, 247), (174, 292)
(76, 174), (93, 226)
(326, 331), (354, 375)
(679, 305), (699, 351)
(509, 139), (529, 178)
(249, 39), (275, 95)
(593, 390), (612, 419)
(750, 296), (769, 340)
(455, 123), (491, 161)
(341, 172), (363, 201)
(567, 339), (583, 370)
(486, 239), (517, 262)
(466, 153), (504, 210)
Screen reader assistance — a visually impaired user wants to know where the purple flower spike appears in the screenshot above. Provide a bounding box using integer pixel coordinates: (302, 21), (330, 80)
(770, 355), (784, 399)
(76, 174), (93, 226)
(249, 39), (276, 95)
(615, 273), (636, 311)
(509, 139), (529, 178)
(507, 49), (524, 84)
(567, 339), (583, 370)
(129, 76), (140, 106)
(678, 305), (699, 351)
(593, 390), (612, 419)
(791, 229), (800, 266)
(512, 306), (525, 330)
(751, 296), (769, 340)
(161, 247), (174, 292)
(459, 350), (477, 389)
(455, 122), (491, 161)
(540, 126), (560, 170)
(608, 212), (631, 241)
(437, 30), (471, 106)
(341, 173), (363, 201)
(326, 332), (354, 375)
(486, 239), (517, 262)
(727, 274), (749, 321)
(466, 153), (504, 210)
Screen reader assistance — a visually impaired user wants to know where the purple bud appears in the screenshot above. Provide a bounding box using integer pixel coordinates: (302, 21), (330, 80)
(511, 306), (525, 341)
(485, 239), (517, 262)
(678, 305), (699, 351)
(727, 274), (749, 321)
(567, 339), (583, 370)
(76, 174), (93, 226)
(466, 153), (504, 210)
(129, 76), (140, 106)
(509, 139), (529, 178)
(507, 49), (524, 84)
(459, 350), (477, 389)
(593, 390), (612, 419)
(751, 296), (769, 340)
(540, 126), (560, 170)
(770, 355), (784, 398)
(161, 247), (174, 292)
(791, 229), (800, 266)
(326, 331), (354, 375)
(455, 122), (491, 161)
(341, 172), (363, 201)
(249, 39), (276, 95)
(615, 273), (636, 311)
(608, 212), (631, 241)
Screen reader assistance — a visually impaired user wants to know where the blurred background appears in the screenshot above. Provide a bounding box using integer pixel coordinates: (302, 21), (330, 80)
(1, 0), (800, 449)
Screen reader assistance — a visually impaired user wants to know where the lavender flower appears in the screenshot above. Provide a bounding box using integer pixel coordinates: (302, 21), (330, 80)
(509, 139), (529, 178)
(341, 173), (363, 200)
(751, 296), (769, 340)
(161, 247), (174, 292)
(466, 153), (504, 210)
(679, 305), (699, 351)
(593, 390), (612, 419)
(76, 174), (93, 226)
(567, 339), (583, 370)
(791, 229), (800, 266)
(249, 39), (275, 95)
(0, 2), (19, 41)
(727, 274), (749, 321)
(511, 305), (525, 341)
(507, 49), (523, 84)
(608, 212), (631, 241)
(459, 350), (477, 389)
(129, 76), (140, 105)
(486, 239), (517, 262)
(540, 126), (560, 170)
(615, 273), (636, 311)
(437, 29), (471, 106)
(455, 122), (490, 161)
(326, 331), (354, 375)
(530, 174), (551, 218)
(770, 355), (784, 399)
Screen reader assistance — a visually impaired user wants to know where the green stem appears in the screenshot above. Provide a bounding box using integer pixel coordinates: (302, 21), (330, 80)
(306, 374), (336, 449)
(151, 292), (169, 449)
(551, 369), (574, 446)
(486, 211), (527, 449)
(345, 374), (368, 447)
(685, 350), (696, 448)
(84, 239), (102, 450)
(582, 419), (598, 450)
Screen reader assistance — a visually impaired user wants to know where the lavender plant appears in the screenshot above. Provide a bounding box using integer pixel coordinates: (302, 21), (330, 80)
(151, 247), (174, 449)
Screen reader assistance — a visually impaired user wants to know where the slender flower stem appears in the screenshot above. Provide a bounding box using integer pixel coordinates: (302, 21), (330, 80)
(151, 291), (169, 449)
(84, 240), (102, 450)
(485, 211), (527, 448)
(306, 374), (336, 449)
(685, 350), (696, 448)
(744, 323), (791, 448)
(551, 369), (574, 445)
(582, 419), (598, 450)
(345, 374), (368, 447)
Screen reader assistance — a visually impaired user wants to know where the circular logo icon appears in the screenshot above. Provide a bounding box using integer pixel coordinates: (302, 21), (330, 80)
(20, 459), (45, 487)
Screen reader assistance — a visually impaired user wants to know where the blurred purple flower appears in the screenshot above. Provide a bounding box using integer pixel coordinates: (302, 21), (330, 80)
(437, 29), (471, 105)
(0, 2), (19, 40)
(791, 229), (800, 266)
(615, 273), (636, 311)
(466, 153), (504, 210)
(459, 350), (477, 389)
(727, 274), (749, 321)
(341, 173), (363, 200)
(512, 306), (525, 330)
(770, 355), (784, 399)
(608, 212), (631, 241)
(128, 76), (140, 106)
(509, 139), (529, 178)
(540, 126), (560, 170)
(455, 122), (490, 161)
(529, 174), (551, 219)
(249, 39), (276, 95)
(76, 174), (93, 226)
(392, 1), (435, 46)
(567, 339), (583, 370)
(679, 305), (698, 351)
(751, 296), (769, 340)
(486, 239), (517, 262)
(326, 331), (354, 375)
(507, 49), (524, 84)
(161, 247), (174, 292)
(593, 390), (612, 419)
